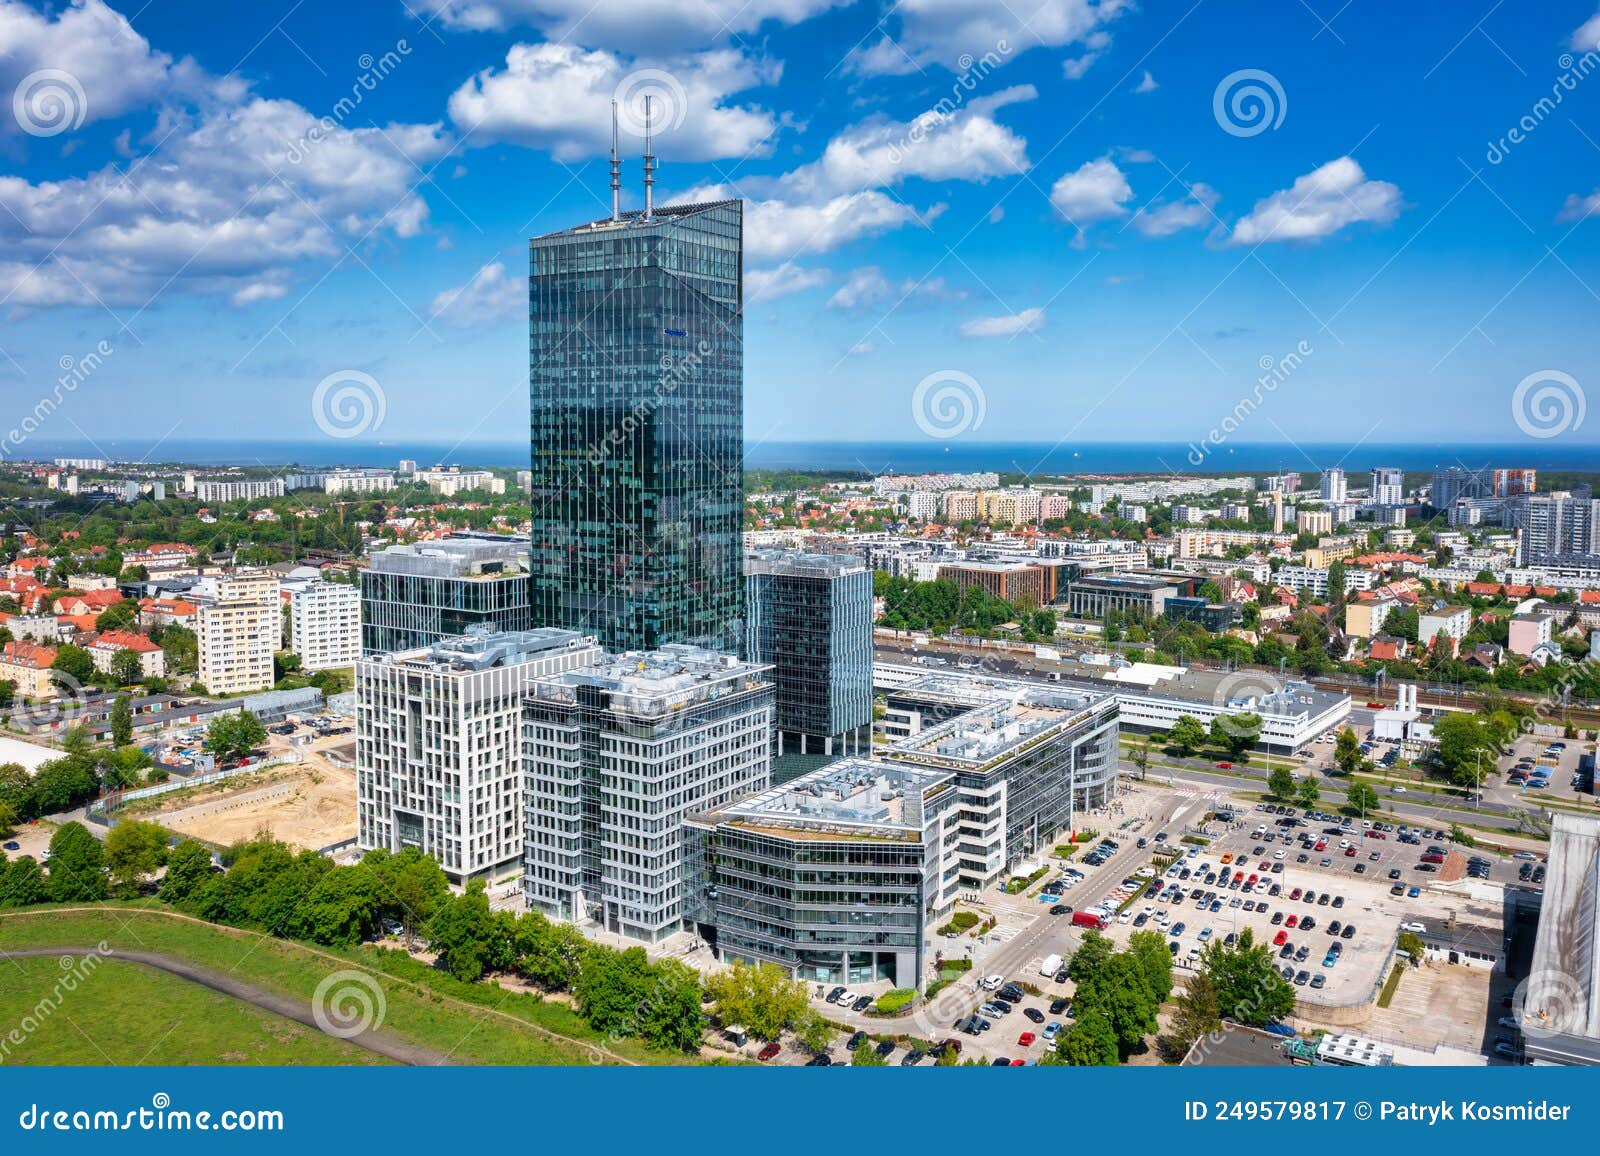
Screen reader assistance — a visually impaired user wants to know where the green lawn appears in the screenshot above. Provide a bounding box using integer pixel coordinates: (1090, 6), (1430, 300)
(0, 957), (388, 1066)
(0, 905), (693, 1066)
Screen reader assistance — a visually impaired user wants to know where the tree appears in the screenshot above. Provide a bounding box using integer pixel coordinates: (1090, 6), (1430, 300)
(1296, 776), (1322, 811)
(95, 600), (138, 632)
(1167, 715), (1207, 757)
(109, 649), (145, 688)
(1432, 712), (1498, 787)
(367, 847), (451, 945)
(852, 1040), (887, 1065)
(1333, 728), (1366, 776)
(50, 644), (96, 688)
(161, 625), (198, 674)
(103, 745), (152, 790)
(574, 945), (655, 1037)
(703, 959), (810, 1041)
(636, 959), (706, 1053)
(27, 756), (99, 817)
(159, 839), (215, 905)
(1268, 766), (1297, 800)
(1211, 713), (1260, 758)
(0, 855), (49, 907)
(427, 881), (500, 982)
(1166, 971), (1224, 1055)
(1199, 928), (1294, 1026)
(0, 800), (15, 838)
(104, 819), (170, 896)
(1345, 781), (1381, 817)
(110, 693), (133, 747)
(794, 1011), (837, 1055)
(1044, 1008), (1118, 1066)
(1077, 952), (1162, 1053)
(206, 711), (267, 762)
(1131, 737), (1150, 782)
(1068, 930), (1114, 983)
(0, 763), (28, 820)
(46, 821), (108, 901)
(1397, 931), (1425, 963)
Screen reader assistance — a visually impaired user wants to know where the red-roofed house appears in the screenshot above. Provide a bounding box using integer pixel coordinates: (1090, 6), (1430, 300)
(84, 630), (166, 680)
(7, 557), (50, 580)
(0, 640), (58, 698)
(1367, 635), (1409, 662)
(52, 589), (124, 616)
(138, 597), (199, 629)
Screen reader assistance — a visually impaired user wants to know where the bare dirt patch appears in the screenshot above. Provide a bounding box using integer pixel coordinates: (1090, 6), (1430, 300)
(146, 763), (356, 851)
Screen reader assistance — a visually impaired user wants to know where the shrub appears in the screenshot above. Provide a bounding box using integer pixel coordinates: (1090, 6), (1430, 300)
(937, 911), (980, 935)
(873, 989), (917, 1015)
(1180, 835), (1210, 847)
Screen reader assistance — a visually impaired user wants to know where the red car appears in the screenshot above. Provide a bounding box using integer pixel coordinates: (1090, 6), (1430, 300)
(1273, 930), (1289, 946)
(1216, 762), (1233, 770)
(1289, 888), (1303, 900)
(1314, 840), (1327, 851)
(1365, 830), (1386, 840)
(757, 1042), (782, 1062)
(1010, 1059), (1026, 1066)
(1366, 701), (1384, 708)
(1017, 1032), (1036, 1047)
(1344, 847), (1357, 857)
(1285, 914), (1299, 928)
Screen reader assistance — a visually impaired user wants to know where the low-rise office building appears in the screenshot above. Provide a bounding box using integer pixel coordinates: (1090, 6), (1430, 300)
(686, 760), (960, 989)
(360, 534), (532, 655)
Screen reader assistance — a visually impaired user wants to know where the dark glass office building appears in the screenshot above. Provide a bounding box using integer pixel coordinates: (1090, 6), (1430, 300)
(359, 535), (532, 655)
(528, 199), (744, 653)
(745, 550), (873, 773)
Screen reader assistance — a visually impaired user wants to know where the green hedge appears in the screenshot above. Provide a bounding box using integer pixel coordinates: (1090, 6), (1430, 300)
(873, 989), (918, 1015)
(937, 911), (980, 935)
(1180, 835), (1210, 847)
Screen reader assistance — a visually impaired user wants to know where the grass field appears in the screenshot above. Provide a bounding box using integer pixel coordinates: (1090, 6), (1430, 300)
(0, 957), (389, 1066)
(0, 904), (696, 1067)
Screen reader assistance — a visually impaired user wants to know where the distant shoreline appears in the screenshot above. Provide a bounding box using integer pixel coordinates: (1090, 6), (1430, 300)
(10, 438), (1598, 476)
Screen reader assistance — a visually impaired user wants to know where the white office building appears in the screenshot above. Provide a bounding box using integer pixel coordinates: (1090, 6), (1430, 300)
(356, 627), (602, 883)
(522, 645), (774, 942)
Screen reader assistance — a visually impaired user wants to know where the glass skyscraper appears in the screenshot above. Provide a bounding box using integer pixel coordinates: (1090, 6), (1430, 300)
(527, 199), (744, 653)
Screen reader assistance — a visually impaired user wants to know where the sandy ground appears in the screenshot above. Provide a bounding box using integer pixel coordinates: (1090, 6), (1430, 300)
(147, 763), (356, 851)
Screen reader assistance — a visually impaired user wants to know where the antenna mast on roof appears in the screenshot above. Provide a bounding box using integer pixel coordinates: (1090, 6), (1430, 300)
(642, 94), (656, 221)
(609, 100), (621, 222)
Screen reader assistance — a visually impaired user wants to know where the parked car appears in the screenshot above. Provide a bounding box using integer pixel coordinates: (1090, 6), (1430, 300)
(758, 1041), (782, 1061)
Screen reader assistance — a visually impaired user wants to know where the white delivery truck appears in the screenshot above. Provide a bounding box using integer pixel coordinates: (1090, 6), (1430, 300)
(1039, 954), (1064, 978)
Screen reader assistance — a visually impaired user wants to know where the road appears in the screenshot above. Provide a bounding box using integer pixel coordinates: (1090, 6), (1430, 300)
(0, 947), (452, 1066)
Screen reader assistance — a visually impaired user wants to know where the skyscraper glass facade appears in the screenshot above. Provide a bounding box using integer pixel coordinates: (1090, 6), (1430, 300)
(528, 200), (744, 653)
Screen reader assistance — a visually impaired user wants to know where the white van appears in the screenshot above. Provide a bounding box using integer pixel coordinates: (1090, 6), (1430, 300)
(1039, 954), (1064, 977)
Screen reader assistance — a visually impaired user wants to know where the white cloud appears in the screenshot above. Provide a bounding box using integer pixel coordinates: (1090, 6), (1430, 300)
(0, 0), (216, 134)
(430, 261), (524, 324)
(1131, 182), (1218, 237)
(448, 44), (779, 162)
(416, 0), (845, 53)
(0, 98), (449, 308)
(746, 261), (828, 301)
(960, 306), (1044, 337)
(1133, 70), (1158, 93)
(848, 339), (875, 356)
(1050, 156), (1133, 230)
(684, 182), (939, 261)
(1061, 53), (1099, 79)
(853, 0), (1131, 74)
(827, 265), (958, 310)
(1229, 157), (1402, 245)
(1557, 188), (1600, 222)
(1572, 7), (1600, 50)
(780, 86), (1033, 199)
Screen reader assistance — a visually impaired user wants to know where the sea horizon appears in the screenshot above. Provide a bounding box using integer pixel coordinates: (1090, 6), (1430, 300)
(12, 437), (1599, 477)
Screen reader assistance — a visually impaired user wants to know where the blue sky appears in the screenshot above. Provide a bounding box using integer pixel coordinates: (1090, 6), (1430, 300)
(1, 0), (1598, 458)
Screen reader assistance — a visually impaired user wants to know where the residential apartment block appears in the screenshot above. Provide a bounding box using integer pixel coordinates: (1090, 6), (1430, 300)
(194, 479), (286, 503)
(289, 581), (361, 671)
(197, 571), (280, 695)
